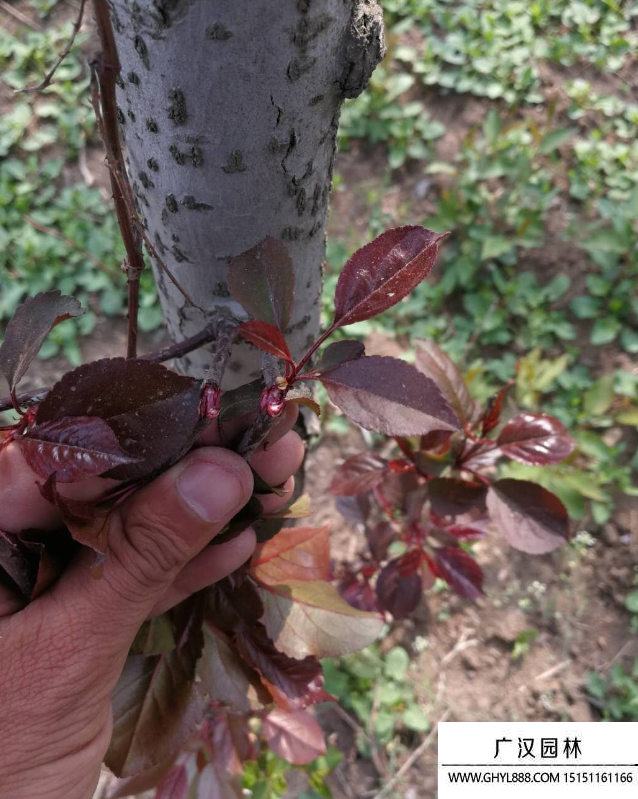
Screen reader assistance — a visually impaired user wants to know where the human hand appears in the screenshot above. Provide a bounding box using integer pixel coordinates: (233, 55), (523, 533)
(0, 406), (303, 799)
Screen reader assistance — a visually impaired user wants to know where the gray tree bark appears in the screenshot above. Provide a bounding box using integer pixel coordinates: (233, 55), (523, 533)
(108, 0), (384, 386)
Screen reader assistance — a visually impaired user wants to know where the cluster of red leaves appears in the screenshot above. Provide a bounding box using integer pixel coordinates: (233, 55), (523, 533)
(0, 225), (572, 797)
(329, 339), (574, 619)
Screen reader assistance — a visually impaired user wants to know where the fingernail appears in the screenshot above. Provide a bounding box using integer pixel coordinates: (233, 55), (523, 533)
(177, 460), (245, 522)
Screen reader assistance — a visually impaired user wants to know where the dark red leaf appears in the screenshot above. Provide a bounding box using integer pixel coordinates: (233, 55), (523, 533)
(333, 226), (446, 327)
(262, 709), (326, 765)
(414, 339), (478, 425)
(481, 383), (512, 436)
(219, 379), (263, 423)
(497, 413), (574, 465)
(17, 416), (138, 483)
(335, 494), (371, 527)
(35, 358), (203, 481)
(316, 340), (365, 373)
(339, 574), (380, 612)
(328, 452), (387, 496)
(198, 623), (272, 712)
(0, 530), (44, 598)
(227, 237), (294, 330)
(238, 321), (293, 364)
(487, 479), (570, 554)
(373, 471), (422, 516)
(428, 478), (488, 540)
(366, 521), (396, 562)
(106, 602), (205, 777)
(376, 551), (423, 618)
(434, 546), (483, 600)
(235, 624), (332, 710)
(0, 291), (84, 393)
(320, 355), (459, 436)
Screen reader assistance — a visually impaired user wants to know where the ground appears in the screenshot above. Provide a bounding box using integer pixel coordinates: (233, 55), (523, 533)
(1, 1), (638, 798)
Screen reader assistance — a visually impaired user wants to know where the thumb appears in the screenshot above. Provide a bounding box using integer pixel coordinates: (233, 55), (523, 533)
(54, 446), (254, 650)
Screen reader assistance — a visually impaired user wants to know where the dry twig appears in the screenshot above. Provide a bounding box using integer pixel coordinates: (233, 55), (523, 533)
(371, 710), (451, 799)
(23, 214), (117, 278)
(0, 0), (42, 30)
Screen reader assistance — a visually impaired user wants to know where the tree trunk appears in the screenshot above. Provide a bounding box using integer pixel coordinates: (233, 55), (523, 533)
(108, 0), (384, 386)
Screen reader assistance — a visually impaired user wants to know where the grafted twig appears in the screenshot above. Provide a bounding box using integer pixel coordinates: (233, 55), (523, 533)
(16, 0), (87, 93)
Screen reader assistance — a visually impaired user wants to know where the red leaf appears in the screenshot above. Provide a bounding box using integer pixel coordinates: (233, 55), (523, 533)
(335, 494), (371, 527)
(320, 355), (459, 436)
(328, 452), (387, 496)
(366, 521), (396, 562)
(251, 525), (330, 584)
(238, 321), (293, 364)
(0, 530), (44, 598)
(376, 552), (423, 618)
(17, 416), (138, 483)
(0, 291), (84, 393)
(155, 765), (188, 799)
(262, 709), (326, 765)
(219, 379), (263, 423)
(428, 478), (488, 540)
(227, 237), (294, 330)
(434, 546), (483, 601)
(414, 339), (478, 425)
(316, 340), (365, 372)
(35, 358), (203, 481)
(373, 471), (422, 516)
(205, 712), (255, 776)
(339, 574), (380, 612)
(333, 226), (446, 327)
(497, 413), (574, 465)
(419, 430), (453, 453)
(106, 603), (205, 777)
(235, 624), (331, 710)
(198, 623), (271, 712)
(193, 761), (243, 799)
(481, 383), (512, 436)
(487, 479), (570, 554)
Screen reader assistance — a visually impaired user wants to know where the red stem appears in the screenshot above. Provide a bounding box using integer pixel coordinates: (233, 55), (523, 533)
(294, 325), (336, 376)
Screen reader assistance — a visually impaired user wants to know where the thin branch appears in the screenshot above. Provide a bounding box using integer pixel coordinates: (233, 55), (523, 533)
(371, 710), (451, 799)
(0, 323), (221, 414)
(91, 0), (145, 359)
(16, 0), (87, 93)
(0, 0), (42, 30)
(23, 215), (117, 278)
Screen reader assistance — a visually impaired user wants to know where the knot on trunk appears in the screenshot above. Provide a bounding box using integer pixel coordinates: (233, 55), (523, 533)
(339, 0), (385, 99)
